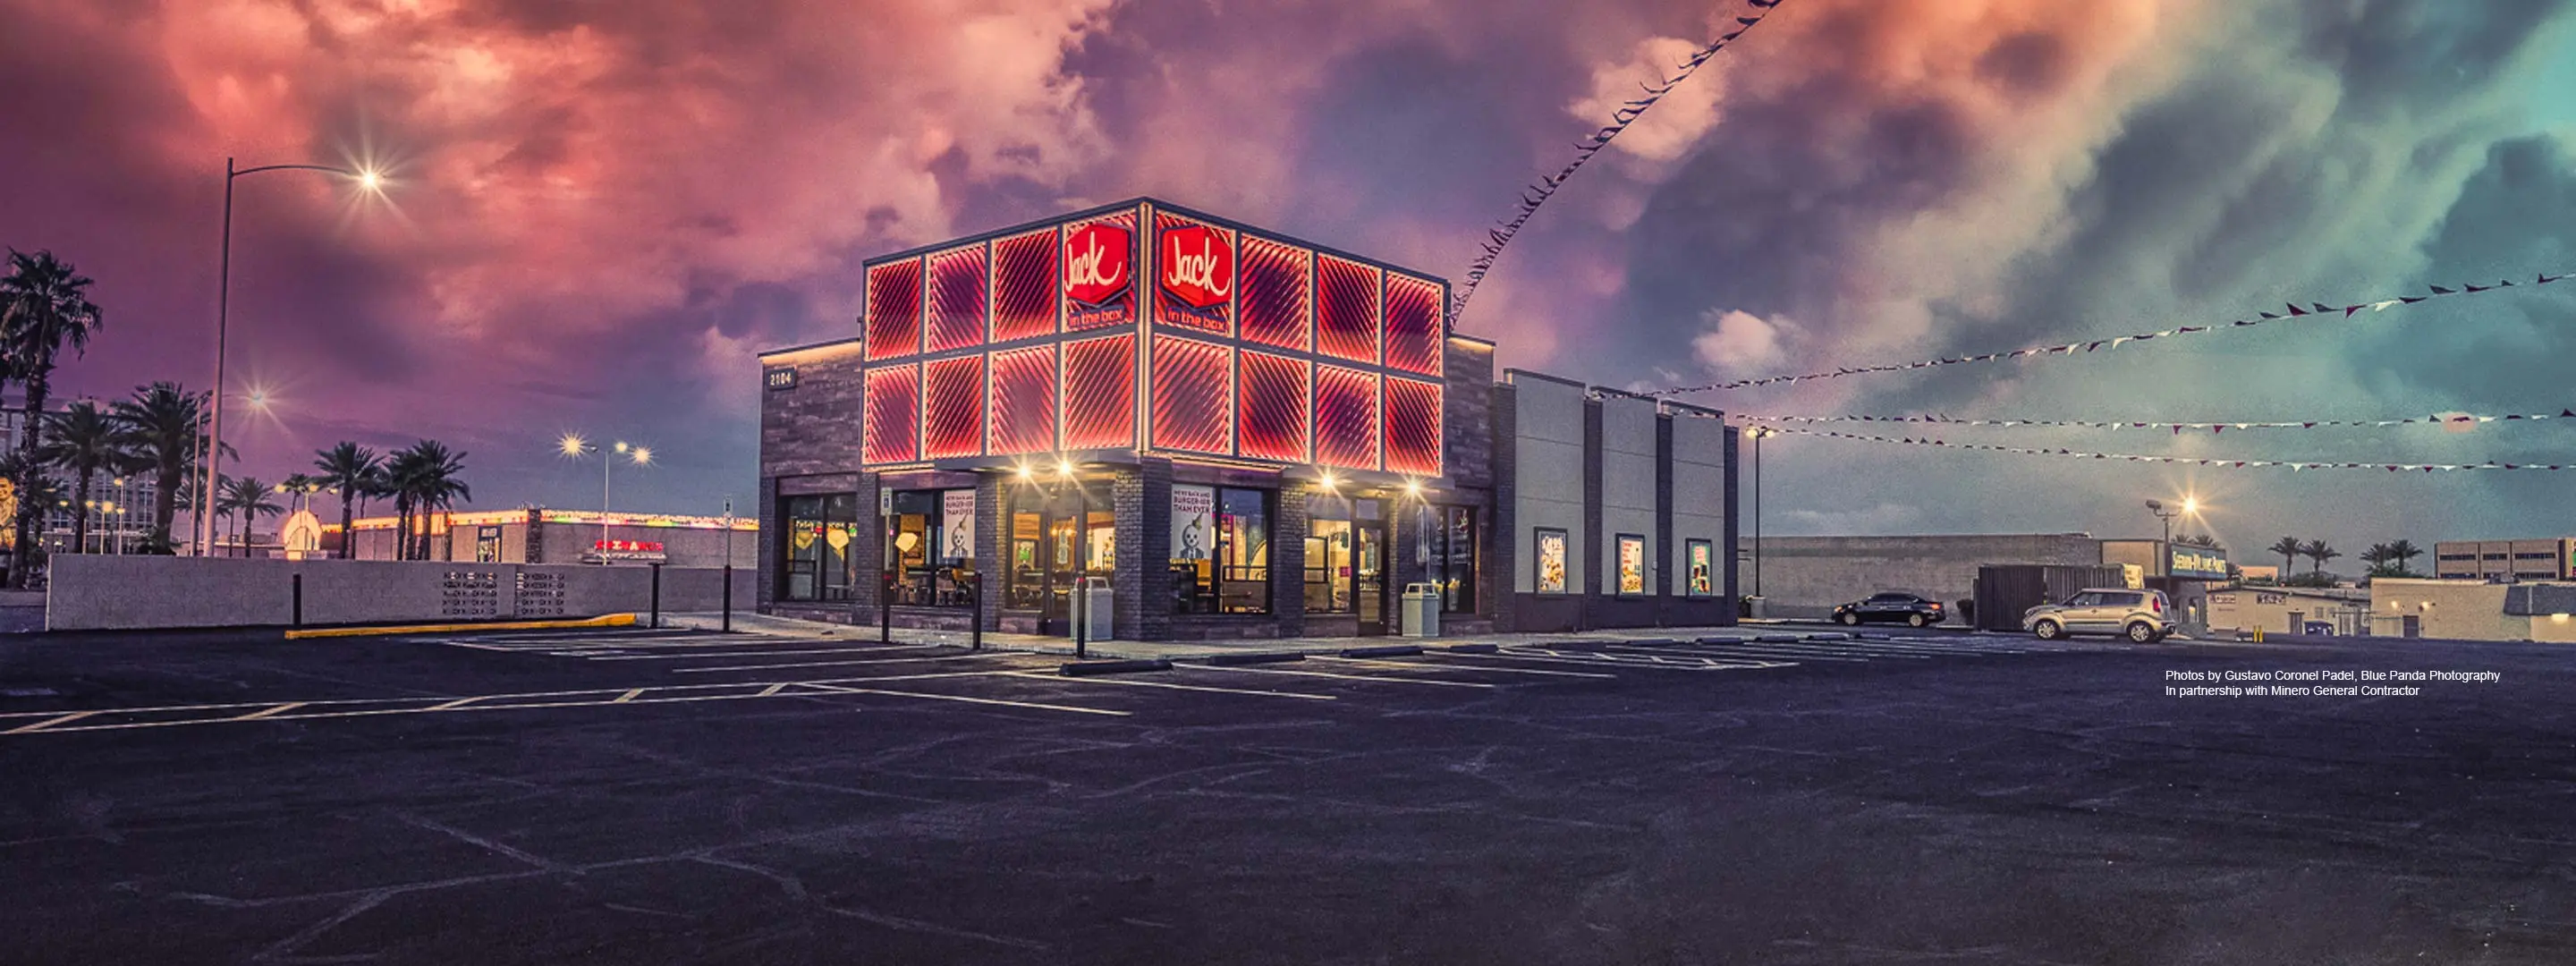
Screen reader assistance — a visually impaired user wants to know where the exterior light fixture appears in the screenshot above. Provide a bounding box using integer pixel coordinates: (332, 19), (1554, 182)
(1015, 463), (1034, 481)
(1403, 479), (1422, 497)
(558, 433), (589, 457)
(1318, 472), (1338, 491)
(1056, 459), (1075, 477)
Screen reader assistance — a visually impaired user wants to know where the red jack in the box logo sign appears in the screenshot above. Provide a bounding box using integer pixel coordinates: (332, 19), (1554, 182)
(1159, 225), (1233, 309)
(1063, 223), (1131, 306)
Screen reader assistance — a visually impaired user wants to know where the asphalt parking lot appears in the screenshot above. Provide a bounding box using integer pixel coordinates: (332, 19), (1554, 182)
(4, 625), (2572, 963)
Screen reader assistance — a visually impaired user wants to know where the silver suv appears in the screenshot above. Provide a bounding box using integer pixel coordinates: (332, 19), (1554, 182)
(2023, 589), (2173, 643)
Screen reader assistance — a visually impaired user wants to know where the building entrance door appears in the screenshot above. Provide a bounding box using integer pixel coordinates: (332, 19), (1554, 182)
(1013, 485), (1112, 638)
(1354, 521), (1387, 636)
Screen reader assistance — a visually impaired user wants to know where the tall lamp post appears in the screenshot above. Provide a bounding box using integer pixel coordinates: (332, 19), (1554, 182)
(198, 158), (385, 556)
(2144, 496), (2199, 586)
(1745, 427), (1775, 604)
(559, 434), (651, 563)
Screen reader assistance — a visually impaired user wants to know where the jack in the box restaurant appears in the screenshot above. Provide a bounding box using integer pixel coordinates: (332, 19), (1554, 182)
(756, 199), (1743, 640)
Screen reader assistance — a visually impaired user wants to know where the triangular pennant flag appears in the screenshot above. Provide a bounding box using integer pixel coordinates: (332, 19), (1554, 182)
(2541, 273), (2563, 284)
(2343, 305), (2364, 318)
(2259, 311), (2280, 319)
(2401, 296), (2426, 304)
(2287, 303), (2308, 316)
(2466, 284), (2490, 292)
(2311, 302), (2334, 313)
(2430, 284), (2455, 294)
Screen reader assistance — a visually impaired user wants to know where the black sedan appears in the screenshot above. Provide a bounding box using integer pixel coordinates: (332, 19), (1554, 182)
(1830, 592), (1947, 627)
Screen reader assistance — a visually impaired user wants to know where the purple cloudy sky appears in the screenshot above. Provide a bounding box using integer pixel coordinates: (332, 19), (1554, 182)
(4, 0), (2572, 565)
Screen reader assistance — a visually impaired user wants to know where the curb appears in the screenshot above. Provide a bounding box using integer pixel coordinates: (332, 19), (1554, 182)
(1623, 638), (1682, 648)
(1340, 645), (1424, 658)
(284, 614), (638, 640)
(1059, 658), (1174, 676)
(1199, 652), (1309, 666)
(1753, 634), (1802, 644)
(1440, 643), (1501, 655)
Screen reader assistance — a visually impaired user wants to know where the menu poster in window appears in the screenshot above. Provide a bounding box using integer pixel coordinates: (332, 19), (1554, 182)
(1171, 485), (1216, 561)
(1536, 529), (1567, 594)
(1617, 535), (1645, 595)
(1688, 540), (1713, 597)
(942, 489), (976, 561)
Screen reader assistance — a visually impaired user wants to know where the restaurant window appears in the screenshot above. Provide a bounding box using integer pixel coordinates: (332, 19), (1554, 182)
(1306, 496), (1383, 614)
(781, 493), (859, 602)
(886, 488), (979, 607)
(1004, 482), (1114, 612)
(475, 526), (503, 564)
(1427, 505), (1478, 613)
(1615, 534), (1646, 596)
(1684, 538), (1715, 597)
(1534, 527), (1568, 595)
(1174, 486), (1272, 615)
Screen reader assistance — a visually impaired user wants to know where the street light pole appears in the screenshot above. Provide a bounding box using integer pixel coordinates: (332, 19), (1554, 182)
(199, 158), (382, 557)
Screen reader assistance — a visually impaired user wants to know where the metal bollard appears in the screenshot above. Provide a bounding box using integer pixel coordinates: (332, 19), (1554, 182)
(292, 572), (303, 629)
(1073, 588), (1088, 660)
(880, 571), (895, 644)
(970, 572), (984, 652)
(648, 563), (663, 629)
(720, 564), (733, 632)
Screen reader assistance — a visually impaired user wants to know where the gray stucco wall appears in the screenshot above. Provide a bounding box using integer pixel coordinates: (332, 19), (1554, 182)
(1509, 375), (1587, 594)
(1598, 395), (1657, 596)
(1669, 413), (1727, 599)
(1739, 533), (2104, 618)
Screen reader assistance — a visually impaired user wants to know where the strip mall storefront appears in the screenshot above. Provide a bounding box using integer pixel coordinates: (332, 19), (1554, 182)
(758, 198), (1737, 640)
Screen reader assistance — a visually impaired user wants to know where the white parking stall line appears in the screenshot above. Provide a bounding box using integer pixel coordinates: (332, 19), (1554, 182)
(1407, 655), (1619, 678)
(1002, 671), (1337, 700)
(1494, 648), (1793, 671)
(585, 645), (949, 662)
(1640, 643), (1876, 663)
(1175, 663), (1502, 689)
(795, 682), (1131, 716)
(669, 653), (1009, 674)
(1314, 655), (1638, 677)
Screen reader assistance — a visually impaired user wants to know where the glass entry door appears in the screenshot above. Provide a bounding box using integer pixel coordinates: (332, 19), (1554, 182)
(1354, 522), (1387, 636)
(1013, 485), (1111, 638)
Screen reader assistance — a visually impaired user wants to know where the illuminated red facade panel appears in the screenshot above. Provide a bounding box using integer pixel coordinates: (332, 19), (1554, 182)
(865, 258), (923, 361)
(1064, 212), (1139, 332)
(1061, 334), (1138, 451)
(1315, 255), (1382, 365)
(989, 227), (1059, 343)
(1313, 364), (1381, 470)
(862, 364), (921, 463)
(922, 355), (986, 460)
(1237, 350), (1310, 463)
(1382, 273), (1444, 377)
(1149, 335), (1233, 455)
(926, 245), (987, 353)
(1236, 236), (1309, 352)
(1383, 377), (1444, 477)
(987, 344), (1057, 455)
(1152, 213), (1233, 336)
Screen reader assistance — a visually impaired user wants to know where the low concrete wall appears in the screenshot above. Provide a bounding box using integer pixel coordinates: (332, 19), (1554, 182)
(1741, 534), (2105, 617)
(47, 556), (757, 631)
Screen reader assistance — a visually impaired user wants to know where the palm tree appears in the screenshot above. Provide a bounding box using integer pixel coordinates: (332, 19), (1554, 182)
(35, 402), (140, 555)
(312, 442), (381, 559)
(110, 382), (223, 554)
(2300, 539), (2341, 578)
(279, 472), (319, 513)
(2, 250), (105, 584)
(2181, 534), (2222, 550)
(220, 476), (282, 557)
(2267, 537), (2301, 576)
(386, 440), (470, 561)
(2360, 543), (2394, 574)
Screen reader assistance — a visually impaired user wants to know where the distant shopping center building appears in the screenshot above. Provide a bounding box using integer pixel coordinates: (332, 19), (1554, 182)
(755, 198), (1741, 640)
(330, 509), (757, 568)
(2431, 538), (2576, 580)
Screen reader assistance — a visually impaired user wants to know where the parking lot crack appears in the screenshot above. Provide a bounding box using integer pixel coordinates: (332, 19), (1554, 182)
(394, 812), (574, 876)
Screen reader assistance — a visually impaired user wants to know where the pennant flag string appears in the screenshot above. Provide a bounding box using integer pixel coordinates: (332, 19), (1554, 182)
(1733, 407), (2576, 432)
(1747, 425), (2571, 472)
(1645, 267), (2571, 394)
(1445, 0), (1790, 333)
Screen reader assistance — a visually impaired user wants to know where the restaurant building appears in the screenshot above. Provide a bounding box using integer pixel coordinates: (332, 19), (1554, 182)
(755, 198), (1740, 640)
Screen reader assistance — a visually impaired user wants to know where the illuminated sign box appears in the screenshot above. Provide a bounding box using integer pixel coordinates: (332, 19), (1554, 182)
(853, 199), (1447, 477)
(2170, 547), (2230, 580)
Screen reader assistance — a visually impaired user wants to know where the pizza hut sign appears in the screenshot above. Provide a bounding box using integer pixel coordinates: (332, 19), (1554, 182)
(1158, 225), (1233, 309)
(594, 539), (665, 554)
(1063, 223), (1131, 306)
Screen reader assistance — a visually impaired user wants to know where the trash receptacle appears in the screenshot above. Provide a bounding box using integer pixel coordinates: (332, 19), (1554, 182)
(1074, 576), (1115, 642)
(1400, 582), (1441, 638)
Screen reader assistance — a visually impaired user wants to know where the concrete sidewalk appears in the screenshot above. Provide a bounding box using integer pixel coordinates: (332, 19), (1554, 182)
(661, 611), (1950, 661)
